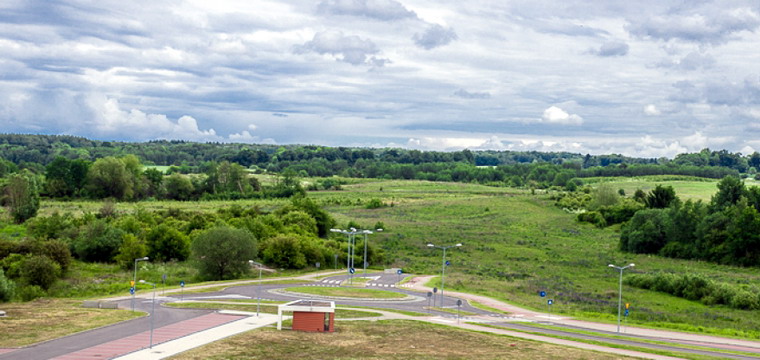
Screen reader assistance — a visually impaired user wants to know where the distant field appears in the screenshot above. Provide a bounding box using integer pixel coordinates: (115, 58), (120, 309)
(581, 175), (720, 202)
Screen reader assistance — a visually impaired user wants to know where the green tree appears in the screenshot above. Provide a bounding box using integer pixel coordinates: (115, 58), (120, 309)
(645, 185), (677, 209)
(145, 223), (190, 262)
(191, 226), (257, 280)
(620, 209), (668, 254)
(164, 173), (194, 200)
(711, 176), (745, 211)
(0, 269), (15, 302)
(86, 156), (134, 200)
(114, 234), (149, 270)
(4, 170), (41, 223)
(72, 220), (125, 262)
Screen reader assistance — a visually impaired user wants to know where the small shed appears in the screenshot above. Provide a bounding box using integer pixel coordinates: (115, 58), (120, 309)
(277, 299), (335, 332)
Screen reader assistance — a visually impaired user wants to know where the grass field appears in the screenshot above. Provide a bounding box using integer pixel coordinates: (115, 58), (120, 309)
(309, 177), (760, 338)
(0, 299), (142, 347)
(170, 320), (635, 360)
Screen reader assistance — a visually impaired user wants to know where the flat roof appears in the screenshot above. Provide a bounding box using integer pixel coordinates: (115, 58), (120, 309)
(278, 299), (335, 313)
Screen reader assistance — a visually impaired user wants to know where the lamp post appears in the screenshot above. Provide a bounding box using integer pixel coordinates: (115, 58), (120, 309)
(139, 280), (156, 349)
(361, 229), (382, 276)
(330, 228), (361, 285)
(132, 256), (149, 312)
(427, 243), (462, 307)
(249, 260), (263, 317)
(608, 263), (635, 333)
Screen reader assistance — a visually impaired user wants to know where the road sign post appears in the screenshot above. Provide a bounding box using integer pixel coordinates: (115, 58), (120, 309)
(547, 299), (553, 317)
(397, 269), (402, 284)
(180, 280), (185, 301)
(427, 292), (432, 313)
(433, 287), (438, 308)
(456, 299), (462, 323)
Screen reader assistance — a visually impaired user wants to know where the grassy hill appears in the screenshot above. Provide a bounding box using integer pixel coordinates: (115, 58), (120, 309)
(311, 177), (760, 337)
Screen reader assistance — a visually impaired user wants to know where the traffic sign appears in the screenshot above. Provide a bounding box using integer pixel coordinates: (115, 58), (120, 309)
(130, 280), (135, 287)
(445, 260), (451, 266)
(624, 309), (629, 317)
(349, 268), (355, 274)
(316, 262), (320, 268)
(129, 287), (135, 295)
(539, 291), (546, 297)
(162, 274), (167, 283)
(625, 303), (630, 309)
(427, 291), (433, 298)
(456, 299), (463, 306)
(397, 269), (403, 275)
(433, 287), (438, 293)
(180, 280), (185, 288)
(547, 299), (553, 305)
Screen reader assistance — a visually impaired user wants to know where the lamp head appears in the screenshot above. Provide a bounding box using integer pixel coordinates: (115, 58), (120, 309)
(139, 280), (145, 283)
(427, 243), (435, 247)
(376, 228), (383, 232)
(455, 243), (462, 247)
(608, 264), (615, 268)
(629, 263), (635, 267)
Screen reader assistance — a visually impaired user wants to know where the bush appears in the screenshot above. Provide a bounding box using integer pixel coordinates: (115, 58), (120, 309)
(577, 211), (606, 228)
(731, 291), (760, 310)
(191, 226), (257, 280)
(260, 234), (307, 269)
(0, 269), (15, 302)
(73, 220), (125, 262)
(365, 198), (385, 209)
(20, 255), (60, 290)
(19, 285), (46, 301)
(41, 239), (72, 274)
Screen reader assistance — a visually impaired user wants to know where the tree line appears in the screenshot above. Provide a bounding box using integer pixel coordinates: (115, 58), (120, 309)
(620, 176), (760, 267)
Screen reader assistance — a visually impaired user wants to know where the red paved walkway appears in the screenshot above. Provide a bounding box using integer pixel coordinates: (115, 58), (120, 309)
(0, 350), (14, 355)
(52, 313), (245, 360)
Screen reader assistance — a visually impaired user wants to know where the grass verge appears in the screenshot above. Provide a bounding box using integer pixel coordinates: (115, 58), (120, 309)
(168, 320), (637, 360)
(0, 298), (142, 347)
(164, 302), (381, 319)
(284, 286), (408, 299)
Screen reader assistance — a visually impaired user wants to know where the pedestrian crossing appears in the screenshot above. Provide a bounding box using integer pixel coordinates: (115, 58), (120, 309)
(318, 278), (413, 288)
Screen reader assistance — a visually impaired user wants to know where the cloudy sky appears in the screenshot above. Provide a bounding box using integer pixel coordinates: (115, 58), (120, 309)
(2, 0), (760, 157)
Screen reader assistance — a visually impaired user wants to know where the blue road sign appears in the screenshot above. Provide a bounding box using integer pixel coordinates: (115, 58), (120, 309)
(445, 260), (451, 266)
(180, 280), (185, 288)
(349, 268), (355, 274)
(129, 287), (135, 295)
(624, 309), (629, 317)
(397, 269), (403, 275)
(547, 299), (553, 305)
(433, 287), (438, 293)
(539, 291), (546, 297)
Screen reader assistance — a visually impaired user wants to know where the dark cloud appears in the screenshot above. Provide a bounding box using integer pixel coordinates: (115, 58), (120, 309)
(317, 0), (416, 21)
(454, 89), (491, 99)
(413, 24), (458, 50)
(589, 41), (629, 57)
(294, 30), (388, 66)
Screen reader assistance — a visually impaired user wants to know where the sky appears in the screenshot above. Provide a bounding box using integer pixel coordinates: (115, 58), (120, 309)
(1, 0), (760, 158)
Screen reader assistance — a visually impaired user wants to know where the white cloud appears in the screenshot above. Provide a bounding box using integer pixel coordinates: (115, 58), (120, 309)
(540, 106), (583, 125)
(294, 30), (388, 66)
(317, 0), (417, 21)
(644, 104), (661, 116)
(413, 24), (458, 50)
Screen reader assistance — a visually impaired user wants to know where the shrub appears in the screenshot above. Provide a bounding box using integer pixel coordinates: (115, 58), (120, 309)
(731, 291), (760, 310)
(365, 198), (385, 209)
(20, 255), (60, 290)
(0, 269), (15, 302)
(577, 211), (606, 228)
(260, 234), (307, 269)
(19, 285), (45, 301)
(41, 239), (72, 274)
(73, 220), (125, 262)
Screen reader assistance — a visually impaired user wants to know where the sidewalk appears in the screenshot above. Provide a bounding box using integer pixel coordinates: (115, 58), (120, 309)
(49, 312), (278, 360)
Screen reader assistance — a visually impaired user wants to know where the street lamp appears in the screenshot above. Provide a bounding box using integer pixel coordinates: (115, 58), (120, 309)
(139, 280), (156, 349)
(249, 260), (263, 317)
(609, 263), (635, 333)
(330, 228), (361, 285)
(427, 243), (462, 308)
(361, 229), (382, 276)
(132, 256), (149, 312)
